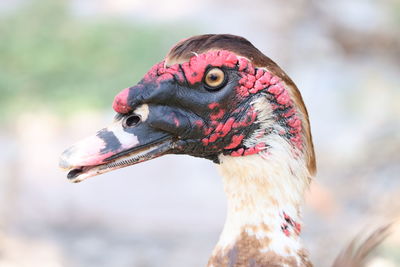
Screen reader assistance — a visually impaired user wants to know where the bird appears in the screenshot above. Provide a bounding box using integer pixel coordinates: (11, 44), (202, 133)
(59, 34), (391, 267)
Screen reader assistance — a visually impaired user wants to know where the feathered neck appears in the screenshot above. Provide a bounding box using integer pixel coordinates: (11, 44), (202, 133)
(208, 143), (313, 267)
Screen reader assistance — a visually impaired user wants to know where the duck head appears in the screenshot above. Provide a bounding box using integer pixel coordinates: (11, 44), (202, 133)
(59, 34), (315, 183)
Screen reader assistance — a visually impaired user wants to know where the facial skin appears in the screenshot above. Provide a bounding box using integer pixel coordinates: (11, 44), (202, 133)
(60, 50), (302, 181)
(113, 51), (263, 161)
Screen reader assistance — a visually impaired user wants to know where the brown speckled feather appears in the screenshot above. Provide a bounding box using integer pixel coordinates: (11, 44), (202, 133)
(208, 229), (313, 267)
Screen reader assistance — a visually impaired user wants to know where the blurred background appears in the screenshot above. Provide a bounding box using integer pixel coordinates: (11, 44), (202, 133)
(0, 0), (399, 266)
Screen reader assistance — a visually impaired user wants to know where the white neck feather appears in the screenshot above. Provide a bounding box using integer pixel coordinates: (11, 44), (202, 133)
(210, 133), (311, 266)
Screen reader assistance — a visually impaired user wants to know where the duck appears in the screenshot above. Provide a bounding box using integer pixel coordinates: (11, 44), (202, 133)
(59, 34), (390, 267)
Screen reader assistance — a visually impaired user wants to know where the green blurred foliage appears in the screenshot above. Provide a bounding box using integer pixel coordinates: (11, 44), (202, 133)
(0, 0), (193, 119)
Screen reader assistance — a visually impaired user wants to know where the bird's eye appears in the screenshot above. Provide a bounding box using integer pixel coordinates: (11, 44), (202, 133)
(204, 68), (226, 90)
(123, 114), (141, 128)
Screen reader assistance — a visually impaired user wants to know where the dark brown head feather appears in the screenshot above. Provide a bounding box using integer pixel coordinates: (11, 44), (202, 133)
(167, 34), (316, 175)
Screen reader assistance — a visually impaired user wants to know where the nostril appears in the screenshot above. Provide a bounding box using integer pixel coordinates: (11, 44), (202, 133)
(123, 114), (141, 128)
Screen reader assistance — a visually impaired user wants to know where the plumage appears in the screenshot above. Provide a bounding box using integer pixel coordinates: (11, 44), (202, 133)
(60, 34), (389, 267)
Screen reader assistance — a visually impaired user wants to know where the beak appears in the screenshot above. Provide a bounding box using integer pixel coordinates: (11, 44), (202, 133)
(59, 118), (174, 183)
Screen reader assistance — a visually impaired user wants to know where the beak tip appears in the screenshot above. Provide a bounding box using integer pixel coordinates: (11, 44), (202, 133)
(59, 158), (70, 170)
(59, 148), (73, 170)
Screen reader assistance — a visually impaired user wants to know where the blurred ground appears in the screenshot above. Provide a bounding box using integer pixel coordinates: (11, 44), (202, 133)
(0, 0), (399, 266)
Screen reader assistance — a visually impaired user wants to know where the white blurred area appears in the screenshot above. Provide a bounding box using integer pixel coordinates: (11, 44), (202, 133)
(1, 0), (400, 266)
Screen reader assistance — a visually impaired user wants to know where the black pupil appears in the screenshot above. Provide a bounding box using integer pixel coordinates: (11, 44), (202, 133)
(209, 74), (219, 81)
(125, 114), (141, 127)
